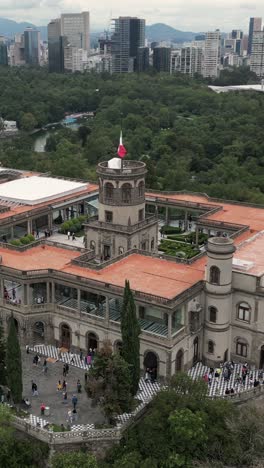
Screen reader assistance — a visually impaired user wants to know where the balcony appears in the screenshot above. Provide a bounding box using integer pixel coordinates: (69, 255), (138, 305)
(97, 160), (147, 178)
(55, 297), (105, 320)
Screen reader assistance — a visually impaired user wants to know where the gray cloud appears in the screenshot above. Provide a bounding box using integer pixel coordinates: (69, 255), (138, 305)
(2, 0), (264, 31)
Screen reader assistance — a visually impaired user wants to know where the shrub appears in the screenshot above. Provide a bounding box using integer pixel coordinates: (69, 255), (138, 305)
(10, 239), (21, 246)
(160, 226), (182, 235)
(20, 235), (34, 245)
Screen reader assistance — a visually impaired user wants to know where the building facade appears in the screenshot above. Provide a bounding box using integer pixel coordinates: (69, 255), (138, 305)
(1, 162), (264, 379)
(202, 30), (221, 78)
(250, 31), (264, 77)
(61, 12), (90, 52)
(48, 19), (65, 73)
(111, 17), (145, 73)
(24, 28), (40, 66)
(153, 47), (171, 73)
(248, 17), (262, 55)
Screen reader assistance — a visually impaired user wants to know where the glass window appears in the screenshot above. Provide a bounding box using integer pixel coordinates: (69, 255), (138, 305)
(208, 340), (214, 354)
(209, 306), (217, 323)
(122, 183), (132, 203)
(236, 340), (248, 357)
(105, 211), (113, 223)
(209, 266), (220, 285)
(138, 181), (144, 197)
(105, 182), (114, 199)
(237, 303), (250, 322)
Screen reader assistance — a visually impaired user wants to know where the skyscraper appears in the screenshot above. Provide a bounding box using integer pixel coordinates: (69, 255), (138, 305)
(48, 18), (65, 73)
(136, 46), (149, 72)
(111, 17), (145, 73)
(0, 36), (8, 65)
(61, 12), (90, 52)
(24, 28), (40, 65)
(248, 17), (262, 55)
(202, 30), (221, 78)
(153, 47), (171, 73)
(250, 31), (264, 77)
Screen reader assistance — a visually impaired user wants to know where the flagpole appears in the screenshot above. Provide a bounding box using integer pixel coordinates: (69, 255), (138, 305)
(120, 115), (123, 172)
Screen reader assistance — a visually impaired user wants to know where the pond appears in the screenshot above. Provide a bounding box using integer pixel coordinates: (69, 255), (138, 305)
(33, 122), (81, 153)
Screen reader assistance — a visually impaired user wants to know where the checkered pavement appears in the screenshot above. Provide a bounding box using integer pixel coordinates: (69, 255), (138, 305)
(188, 362), (261, 396)
(29, 344), (90, 370)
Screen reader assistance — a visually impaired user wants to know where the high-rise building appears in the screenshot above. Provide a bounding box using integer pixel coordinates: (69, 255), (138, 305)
(0, 36), (8, 65)
(248, 17), (262, 55)
(179, 46), (203, 76)
(250, 30), (264, 77)
(111, 17), (145, 73)
(61, 12), (90, 52)
(24, 28), (40, 65)
(153, 47), (171, 72)
(48, 19), (65, 73)
(136, 46), (149, 72)
(10, 34), (25, 66)
(202, 30), (221, 78)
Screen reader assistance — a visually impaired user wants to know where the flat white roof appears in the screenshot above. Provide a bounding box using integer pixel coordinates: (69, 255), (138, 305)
(0, 176), (87, 205)
(209, 84), (264, 94)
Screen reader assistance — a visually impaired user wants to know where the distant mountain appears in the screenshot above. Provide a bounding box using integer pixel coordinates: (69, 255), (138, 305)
(0, 17), (47, 40)
(146, 23), (198, 43)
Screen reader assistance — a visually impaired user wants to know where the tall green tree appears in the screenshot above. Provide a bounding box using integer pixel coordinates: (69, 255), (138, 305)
(121, 280), (140, 395)
(6, 316), (22, 403)
(0, 322), (6, 386)
(51, 451), (98, 468)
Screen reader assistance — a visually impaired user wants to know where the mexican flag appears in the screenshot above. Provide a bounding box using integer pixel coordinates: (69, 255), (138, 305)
(117, 131), (127, 158)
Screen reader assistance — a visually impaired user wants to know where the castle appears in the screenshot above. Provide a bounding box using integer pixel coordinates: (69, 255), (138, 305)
(0, 160), (264, 378)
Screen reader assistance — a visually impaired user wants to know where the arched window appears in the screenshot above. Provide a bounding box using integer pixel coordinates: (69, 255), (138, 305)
(209, 306), (217, 323)
(208, 340), (215, 354)
(122, 183), (132, 203)
(176, 349), (184, 372)
(237, 302), (250, 322)
(87, 332), (98, 351)
(138, 181), (144, 197)
(209, 266), (220, 285)
(90, 240), (96, 251)
(236, 338), (248, 357)
(105, 182), (114, 200)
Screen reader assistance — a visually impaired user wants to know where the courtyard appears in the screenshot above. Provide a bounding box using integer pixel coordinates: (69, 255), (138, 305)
(21, 348), (106, 428)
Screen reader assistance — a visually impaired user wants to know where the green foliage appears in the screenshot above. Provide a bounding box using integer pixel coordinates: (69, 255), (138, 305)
(169, 408), (208, 457)
(159, 239), (200, 258)
(0, 322), (6, 386)
(20, 112), (37, 131)
(86, 341), (133, 420)
(0, 406), (48, 467)
(121, 280), (140, 396)
(9, 239), (22, 246)
(51, 451), (98, 468)
(6, 316), (22, 403)
(160, 225), (182, 235)
(60, 216), (86, 233)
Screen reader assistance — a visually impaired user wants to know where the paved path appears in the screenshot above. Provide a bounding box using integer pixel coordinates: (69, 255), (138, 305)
(22, 349), (106, 428)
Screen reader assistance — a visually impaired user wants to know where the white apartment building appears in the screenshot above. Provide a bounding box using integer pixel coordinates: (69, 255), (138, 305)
(202, 31), (221, 78)
(61, 12), (90, 53)
(250, 31), (264, 77)
(64, 46), (89, 72)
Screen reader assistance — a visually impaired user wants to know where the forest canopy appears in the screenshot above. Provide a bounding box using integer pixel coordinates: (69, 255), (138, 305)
(0, 66), (264, 204)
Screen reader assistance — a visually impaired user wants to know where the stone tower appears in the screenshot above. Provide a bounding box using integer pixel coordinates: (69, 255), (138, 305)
(203, 237), (236, 366)
(85, 160), (158, 260)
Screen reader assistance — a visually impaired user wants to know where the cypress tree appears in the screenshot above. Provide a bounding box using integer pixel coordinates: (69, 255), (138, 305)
(0, 322), (6, 386)
(6, 317), (22, 403)
(121, 280), (140, 396)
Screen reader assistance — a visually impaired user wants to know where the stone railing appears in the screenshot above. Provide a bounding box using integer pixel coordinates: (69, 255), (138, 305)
(211, 383), (264, 403)
(84, 214), (157, 234)
(97, 160), (147, 177)
(0, 239), (87, 254)
(145, 194), (221, 213)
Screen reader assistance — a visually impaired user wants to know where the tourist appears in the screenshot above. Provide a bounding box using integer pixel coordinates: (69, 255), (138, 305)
(70, 351), (75, 364)
(87, 354), (92, 368)
(57, 380), (63, 391)
(144, 368), (150, 383)
(40, 403), (46, 416)
(62, 391), (67, 403)
(203, 373), (209, 383)
(225, 388), (230, 395)
(63, 364), (67, 377)
(72, 233), (76, 241)
(62, 380), (67, 390)
(72, 409), (78, 422)
(67, 231), (71, 240)
(254, 379), (260, 387)
(72, 394), (78, 410)
(67, 410), (73, 425)
(65, 363), (69, 375)
(23, 397), (31, 408)
(43, 358), (47, 373)
(32, 383), (38, 396)
(80, 350), (83, 361)
(77, 379), (82, 393)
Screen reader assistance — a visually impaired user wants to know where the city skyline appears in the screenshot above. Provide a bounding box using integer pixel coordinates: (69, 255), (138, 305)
(1, 0), (264, 32)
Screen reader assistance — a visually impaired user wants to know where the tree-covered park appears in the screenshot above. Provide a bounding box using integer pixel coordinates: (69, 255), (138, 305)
(0, 66), (264, 203)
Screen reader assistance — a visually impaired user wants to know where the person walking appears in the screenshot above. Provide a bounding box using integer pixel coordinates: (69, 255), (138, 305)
(62, 380), (67, 391)
(43, 358), (47, 373)
(57, 380), (63, 391)
(77, 379), (82, 393)
(63, 364), (67, 377)
(67, 231), (71, 240)
(65, 363), (69, 375)
(72, 394), (78, 410)
(70, 352), (75, 364)
(67, 410), (73, 425)
(40, 403), (46, 416)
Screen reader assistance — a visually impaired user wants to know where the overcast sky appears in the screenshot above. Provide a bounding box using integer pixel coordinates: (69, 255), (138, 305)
(1, 0), (264, 32)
